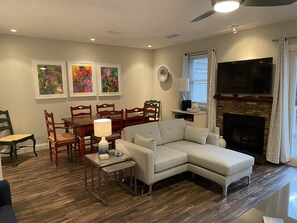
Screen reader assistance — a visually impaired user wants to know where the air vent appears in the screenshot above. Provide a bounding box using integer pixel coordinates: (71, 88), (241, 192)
(166, 34), (180, 39)
(106, 30), (122, 35)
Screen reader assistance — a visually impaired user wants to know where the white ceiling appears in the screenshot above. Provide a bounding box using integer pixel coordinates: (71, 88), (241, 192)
(1, 0), (297, 49)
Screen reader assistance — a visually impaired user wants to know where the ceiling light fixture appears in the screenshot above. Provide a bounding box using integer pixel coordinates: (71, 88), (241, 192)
(148, 45), (152, 48)
(90, 38), (95, 41)
(10, 29), (17, 33)
(212, 0), (240, 13)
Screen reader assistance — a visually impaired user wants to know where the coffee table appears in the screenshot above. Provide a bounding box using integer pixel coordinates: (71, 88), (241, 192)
(84, 150), (136, 205)
(233, 179), (297, 222)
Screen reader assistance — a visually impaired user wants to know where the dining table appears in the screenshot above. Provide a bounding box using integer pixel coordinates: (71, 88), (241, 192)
(62, 115), (100, 161)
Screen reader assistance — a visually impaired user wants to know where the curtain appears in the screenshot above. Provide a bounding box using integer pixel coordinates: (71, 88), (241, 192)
(181, 54), (189, 100)
(207, 48), (217, 132)
(266, 37), (291, 164)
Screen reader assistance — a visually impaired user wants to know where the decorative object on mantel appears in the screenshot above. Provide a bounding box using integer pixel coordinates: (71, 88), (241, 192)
(157, 66), (169, 83)
(219, 136), (226, 148)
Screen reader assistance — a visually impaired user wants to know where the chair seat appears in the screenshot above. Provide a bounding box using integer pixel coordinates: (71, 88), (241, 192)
(48, 132), (76, 143)
(0, 134), (32, 142)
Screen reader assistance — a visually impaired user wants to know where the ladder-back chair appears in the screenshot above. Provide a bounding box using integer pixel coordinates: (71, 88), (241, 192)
(0, 110), (37, 165)
(96, 103), (115, 114)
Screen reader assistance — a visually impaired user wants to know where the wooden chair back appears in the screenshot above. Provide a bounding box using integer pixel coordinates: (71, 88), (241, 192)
(145, 100), (161, 120)
(125, 107), (145, 126)
(144, 102), (158, 122)
(0, 110), (14, 136)
(70, 105), (92, 118)
(98, 109), (124, 132)
(96, 103), (115, 114)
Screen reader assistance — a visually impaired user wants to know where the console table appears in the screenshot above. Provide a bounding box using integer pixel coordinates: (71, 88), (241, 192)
(171, 109), (207, 128)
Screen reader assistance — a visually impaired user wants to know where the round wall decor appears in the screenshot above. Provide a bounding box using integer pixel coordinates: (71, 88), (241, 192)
(157, 66), (169, 83)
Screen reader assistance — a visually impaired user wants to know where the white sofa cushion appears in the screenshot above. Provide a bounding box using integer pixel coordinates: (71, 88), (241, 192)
(164, 140), (254, 176)
(158, 119), (186, 144)
(134, 133), (156, 149)
(121, 122), (163, 146)
(185, 126), (209, 145)
(154, 145), (188, 173)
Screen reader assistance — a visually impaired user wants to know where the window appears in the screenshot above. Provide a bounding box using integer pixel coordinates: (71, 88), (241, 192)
(187, 55), (208, 104)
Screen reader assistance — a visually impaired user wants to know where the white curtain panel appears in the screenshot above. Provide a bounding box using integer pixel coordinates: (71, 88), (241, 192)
(266, 37), (291, 164)
(207, 48), (217, 132)
(181, 54), (189, 100)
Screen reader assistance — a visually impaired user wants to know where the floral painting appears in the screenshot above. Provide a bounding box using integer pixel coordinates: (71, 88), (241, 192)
(98, 64), (122, 96)
(67, 62), (96, 97)
(32, 60), (67, 99)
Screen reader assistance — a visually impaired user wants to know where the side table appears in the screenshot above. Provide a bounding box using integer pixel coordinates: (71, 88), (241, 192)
(84, 150), (136, 206)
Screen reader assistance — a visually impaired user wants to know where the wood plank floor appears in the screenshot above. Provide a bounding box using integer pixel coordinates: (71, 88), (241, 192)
(2, 149), (297, 223)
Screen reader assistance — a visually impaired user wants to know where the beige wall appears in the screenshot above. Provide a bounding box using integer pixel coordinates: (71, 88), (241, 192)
(152, 19), (297, 120)
(1, 19), (297, 148)
(0, 35), (153, 146)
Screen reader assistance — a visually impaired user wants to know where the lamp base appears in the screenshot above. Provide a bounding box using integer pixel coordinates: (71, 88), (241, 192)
(98, 137), (109, 154)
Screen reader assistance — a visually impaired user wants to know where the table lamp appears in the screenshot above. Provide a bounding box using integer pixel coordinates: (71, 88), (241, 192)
(94, 119), (112, 155)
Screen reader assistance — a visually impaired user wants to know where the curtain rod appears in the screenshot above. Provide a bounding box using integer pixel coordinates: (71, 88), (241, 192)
(185, 50), (208, 56)
(272, 36), (297, 42)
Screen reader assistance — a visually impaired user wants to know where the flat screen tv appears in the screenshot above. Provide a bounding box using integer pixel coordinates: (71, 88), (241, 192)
(216, 57), (273, 95)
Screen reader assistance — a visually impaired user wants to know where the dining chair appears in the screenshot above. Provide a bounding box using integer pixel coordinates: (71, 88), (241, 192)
(145, 100), (161, 121)
(70, 105), (93, 152)
(0, 110), (37, 165)
(144, 102), (158, 122)
(125, 107), (145, 126)
(96, 103), (115, 114)
(44, 110), (78, 167)
(70, 105), (92, 117)
(91, 109), (124, 151)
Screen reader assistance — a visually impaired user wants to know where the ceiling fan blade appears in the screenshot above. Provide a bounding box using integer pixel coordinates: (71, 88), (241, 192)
(191, 9), (215, 22)
(242, 0), (297, 6)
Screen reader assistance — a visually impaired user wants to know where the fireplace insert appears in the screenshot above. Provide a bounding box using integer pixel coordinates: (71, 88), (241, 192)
(223, 113), (265, 161)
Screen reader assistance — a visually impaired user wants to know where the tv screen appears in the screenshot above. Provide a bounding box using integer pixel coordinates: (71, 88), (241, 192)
(216, 57), (273, 95)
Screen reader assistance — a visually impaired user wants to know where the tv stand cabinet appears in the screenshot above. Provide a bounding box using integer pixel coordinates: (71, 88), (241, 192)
(171, 109), (207, 128)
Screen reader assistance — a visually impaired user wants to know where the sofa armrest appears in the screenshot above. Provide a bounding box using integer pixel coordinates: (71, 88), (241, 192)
(0, 180), (12, 207)
(115, 139), (155, 186)
(206, 133), (219, 146)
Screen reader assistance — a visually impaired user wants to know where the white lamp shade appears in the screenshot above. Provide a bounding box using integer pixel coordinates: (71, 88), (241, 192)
(212, 0), (240, 13)
(94, 119), (112, 137)
(177, 78), (189, 92)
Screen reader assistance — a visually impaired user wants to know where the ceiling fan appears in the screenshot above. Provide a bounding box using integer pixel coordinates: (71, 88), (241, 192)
(191, 0), (297, 22)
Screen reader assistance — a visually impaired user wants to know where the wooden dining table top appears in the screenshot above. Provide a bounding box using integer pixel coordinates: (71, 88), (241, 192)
(62, 115), (101, 127)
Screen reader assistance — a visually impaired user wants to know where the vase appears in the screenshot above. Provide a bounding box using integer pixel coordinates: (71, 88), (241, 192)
(219, 136), (226, 148)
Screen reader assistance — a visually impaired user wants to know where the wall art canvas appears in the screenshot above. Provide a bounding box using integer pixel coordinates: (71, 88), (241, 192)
(98, 64), (122, 96)
(67, 62), (96, 97)
(32, 60), (68, 99)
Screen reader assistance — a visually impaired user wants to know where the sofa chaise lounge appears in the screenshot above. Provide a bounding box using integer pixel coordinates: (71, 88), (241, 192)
(116, 119), (255, 196)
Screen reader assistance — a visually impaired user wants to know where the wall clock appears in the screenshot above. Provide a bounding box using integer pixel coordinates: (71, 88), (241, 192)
(157, 66), (169, 83)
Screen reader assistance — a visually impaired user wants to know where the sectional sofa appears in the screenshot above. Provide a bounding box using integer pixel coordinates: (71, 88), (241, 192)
(115, 119), (255, 196)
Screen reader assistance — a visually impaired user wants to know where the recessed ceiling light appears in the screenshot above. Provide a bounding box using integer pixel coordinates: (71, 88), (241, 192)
(90, 38), (95, 41)
(10, 29), (17, 33)
(148, 45), (152, 48)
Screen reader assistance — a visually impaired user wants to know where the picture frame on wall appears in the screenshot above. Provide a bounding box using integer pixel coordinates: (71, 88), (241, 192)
(98, 64), (122, 96)
(67, 62), (97, 97)
(32, 60), (68, 99)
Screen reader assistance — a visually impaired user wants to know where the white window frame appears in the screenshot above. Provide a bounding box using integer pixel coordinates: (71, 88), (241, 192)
(186, 54), (209, 105)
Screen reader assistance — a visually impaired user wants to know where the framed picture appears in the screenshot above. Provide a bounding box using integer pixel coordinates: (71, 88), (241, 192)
(67, 62), (96, 97)
(98, 64), (122, 96)
(32, 60), (68, 99)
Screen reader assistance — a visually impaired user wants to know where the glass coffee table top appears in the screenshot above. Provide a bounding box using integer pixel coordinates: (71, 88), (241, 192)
(233, 179), (297, 223)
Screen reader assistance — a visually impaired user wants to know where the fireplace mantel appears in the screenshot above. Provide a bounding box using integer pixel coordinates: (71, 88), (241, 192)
(214, 95), (273, 103)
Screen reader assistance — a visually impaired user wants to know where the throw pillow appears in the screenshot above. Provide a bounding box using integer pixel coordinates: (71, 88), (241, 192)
(185, 126), (209, 145)
(134, 133), (156, 150)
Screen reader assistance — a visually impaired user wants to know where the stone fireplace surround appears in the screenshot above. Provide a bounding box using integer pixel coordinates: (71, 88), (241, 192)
(215, 95), (273, 162)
